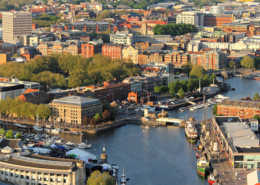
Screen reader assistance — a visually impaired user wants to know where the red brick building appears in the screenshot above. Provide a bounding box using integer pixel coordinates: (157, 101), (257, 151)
(222, 23), (249, 32)
(164, 52), (189, 68)
(128, 90), (147, 103)
(102, 44), (123, 59)
(204, 14), (233, 26)
(217, 99), (260, 119)
(87, 83), (130, 102)
(19, 89), (49, 104)
(81, 43), (98, 58)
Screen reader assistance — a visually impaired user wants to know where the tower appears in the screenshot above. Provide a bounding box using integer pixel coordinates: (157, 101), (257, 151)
(141, 23), (147, 35)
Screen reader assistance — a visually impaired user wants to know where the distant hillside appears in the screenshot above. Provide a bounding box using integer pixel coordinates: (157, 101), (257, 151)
(0, 0), (35, 11)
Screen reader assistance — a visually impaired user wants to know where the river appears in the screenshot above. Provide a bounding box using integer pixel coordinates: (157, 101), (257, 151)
(2, 77), (258, 185)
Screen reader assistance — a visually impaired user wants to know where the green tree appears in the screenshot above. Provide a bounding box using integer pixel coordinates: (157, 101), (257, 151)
(179, 81), (187, 92)
(105, 28), (112, 34)
(212, 104), (218, 116)
(210, 73), (217, 84)
(253, 115), (260, 121)
(43, 0), (47, 4)
(36, 104), (51, 119)
(190, 65), (206, 79)
(96, 10), (113, 21)
(87, 171), (114, 185)
(0, 129), (5, 136)
(154, 86), (161, 93)
(177, 88), (185, 98)
(253, 93), (260, 101)
(169, 80), (181, 97)
(153, 23), (197, 36)
(94, 113), (101, 120)
(181, 62), (192, 75)
(160, 86), (169, 93)
(241, 56), (255, 68)
(229, 60), (236, 68)
(5, 130), (14, 139)
(15, 132), (23, 139)
(201, 74), (210, 88)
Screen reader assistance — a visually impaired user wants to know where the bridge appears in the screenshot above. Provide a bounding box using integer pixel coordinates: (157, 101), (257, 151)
(186, 101), (196, 105)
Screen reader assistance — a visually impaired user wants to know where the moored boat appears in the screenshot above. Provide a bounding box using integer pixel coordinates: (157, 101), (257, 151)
(207, 174), (216, 185)
(195, 151), (202, 159)
(51, 128), (61, 134)
(185, 121), (198, 143)
(14, 123), (27, 129)
(33, 125), (43, 132)
(197, 156), (209, 177)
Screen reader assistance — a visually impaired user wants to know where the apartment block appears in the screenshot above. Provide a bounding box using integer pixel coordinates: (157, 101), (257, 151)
(164, 52), (189, 68)
(2, 12), (32, 43)
(204, 14), (233, 27)
(122, 45), (139, 64)
(176, 12), (204, 26)
(217, 99), (260, 119)
(102, 44), (123, 59)
(81, 43), (98, 58)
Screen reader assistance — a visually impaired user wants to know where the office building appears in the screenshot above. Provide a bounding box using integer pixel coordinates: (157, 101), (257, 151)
(176, 12), (204, 27)
(0, 82), (25, 100)
(110, 33), (133, 45)
(49, 96), (102, 124)
(217, 99), (260, 119)
(2, 12), (32, 43)
(209, 6), (225, 14)
(204, 14), (233, 26)
(212, 116), (260, 170)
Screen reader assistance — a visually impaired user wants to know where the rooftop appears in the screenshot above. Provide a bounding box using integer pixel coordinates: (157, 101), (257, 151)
(218, 99), (260, 108)
(52, 96), (100, 106)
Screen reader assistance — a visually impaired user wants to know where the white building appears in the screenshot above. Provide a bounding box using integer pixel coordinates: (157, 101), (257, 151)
(176, 11), (204, 26)
(187, 39), (201, 52)
(209, 6), (225, 14)
(201, 42), (230, 50)
(0, 82), (25, 100)
(249, 119), (259, 132)
(110, 32), (133, 45)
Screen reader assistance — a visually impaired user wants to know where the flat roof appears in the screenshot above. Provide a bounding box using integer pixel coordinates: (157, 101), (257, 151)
(223, 122), (259, 147)
(52, 95), (100, 106)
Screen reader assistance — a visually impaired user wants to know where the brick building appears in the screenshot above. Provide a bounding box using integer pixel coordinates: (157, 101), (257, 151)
(86, 82), (131, 102)
(222, 23), (250, 32)
(164, 52), (189, 68)
(102, 44), (123, 59)
(81, 43), (98, 58)
(204, 14), (234, 26)
(0, 53), (10, 65)
(19, 89), (49, 104)
(138, 53), (163, 65)
(217, 99), (260, 119)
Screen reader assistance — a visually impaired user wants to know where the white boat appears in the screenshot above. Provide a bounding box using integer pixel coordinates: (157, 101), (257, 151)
(51, 128), (61, 134)
(86, 144), (92, 149)
(45, 128), (51, 133)
(33, 125), (43, 132)
(215, 94), (229, 100)
(135, 105), (156, 112)
(66, 142), (75, 146)
(77, 143), (88, 149)
(14, 123), (27, 129)
(190, 106), (197, 111)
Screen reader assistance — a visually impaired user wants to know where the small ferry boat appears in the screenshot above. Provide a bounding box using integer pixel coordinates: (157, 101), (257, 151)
(207, 174), (216, 185)
(197, 156), (209, 177)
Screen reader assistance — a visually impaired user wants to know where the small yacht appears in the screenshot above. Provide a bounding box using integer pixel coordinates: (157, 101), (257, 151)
(33, 125), (43, 132)
(14, 123), (27, 129)
(51, 128), (61, 134)
(215, 94), (229, 100)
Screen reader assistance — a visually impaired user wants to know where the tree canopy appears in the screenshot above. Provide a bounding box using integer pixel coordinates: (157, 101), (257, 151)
(87, 171), (114, 185)
(229, 60), (236, 68)
(241, 56), (255, 68)
(253, 93), (260, 101)
(190, 65), (206, 79)
(153, 23), (197, 36)
(0, 54), (140, 89)
(5, 130), (14, 139)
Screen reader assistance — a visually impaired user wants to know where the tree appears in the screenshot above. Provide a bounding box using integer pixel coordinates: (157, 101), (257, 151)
(83, 116), (90, 125)
(0, 129), (5, 136)
(212, 104), (218, 116)
(253, 93), (260, 101)
(153, 23), (197, 36)
(154, 86), (161, 93)
(95, 10), (113, 21)
(179, 81), (187, 92)
(15, 132), (23, 139)
(169, 80), (181, 97)
(181, 63), (192, 75)
(210, 73), (217, 84)
(201, 74), (210, 88)
(102, 110), (110, 121)
(36, 104), (51, 119)
(94, 113), (101, 120)
(5, 130), (14, 139)
(229, 60), (236, 68)
(87, 171), (114, 185)
(254, 115), (260, 121)
(241, 56), (255, 68)
(43, 0), (47, 4)
(177, 88), (185, 98)
(176, 71), (180, 75)
(190, 65), (206, 79)
(89, 118), (96, 125)
(105, 28), (112, 34)
(160, 86), (169, 93)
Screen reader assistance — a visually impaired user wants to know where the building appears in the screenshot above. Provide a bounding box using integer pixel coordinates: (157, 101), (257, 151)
(128, 90), (148, 103)
(222, 23), (249, 32)
(110, 33), (133, 45)
(0, 53), (10, 65)
(133, 35), (172, 44)
(212, 116), (260, 170)
(122, 45), (139, 64)
(81, 43), (98, 58)
(164, 51), (189, 68)
(0, 82), (25, 100)
(209, 6), (225, 14)
(138, 53), (163, 65)
(201, 42), (230, 50)
(217, 99), (260, 119)
(176, 12), (204, 27)
(49, 96), (103, 124)
(87, 83), (131, 102)
(139, 62), (175, 73)
(189, 49), (226, 70)
(249, 119), (259, 132)
(0, 154), (86, 185)
(204, 14), (233, 26)
(0, 43), (23, 56)
(19, 89), (49, 104)
(2, 12), (32, 43)
(102, 44), (123, 59)
(38, 40), (81, 56)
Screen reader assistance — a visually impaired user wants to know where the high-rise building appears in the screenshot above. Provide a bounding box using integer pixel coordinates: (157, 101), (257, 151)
(176, 12), (204, 27)
(2, 12), (32, 43)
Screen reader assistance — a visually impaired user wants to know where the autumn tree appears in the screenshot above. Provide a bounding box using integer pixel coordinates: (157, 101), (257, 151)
(83, 116), (90, 125)
(89, 118), (96, 125)
(102, 110), (110, 121)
